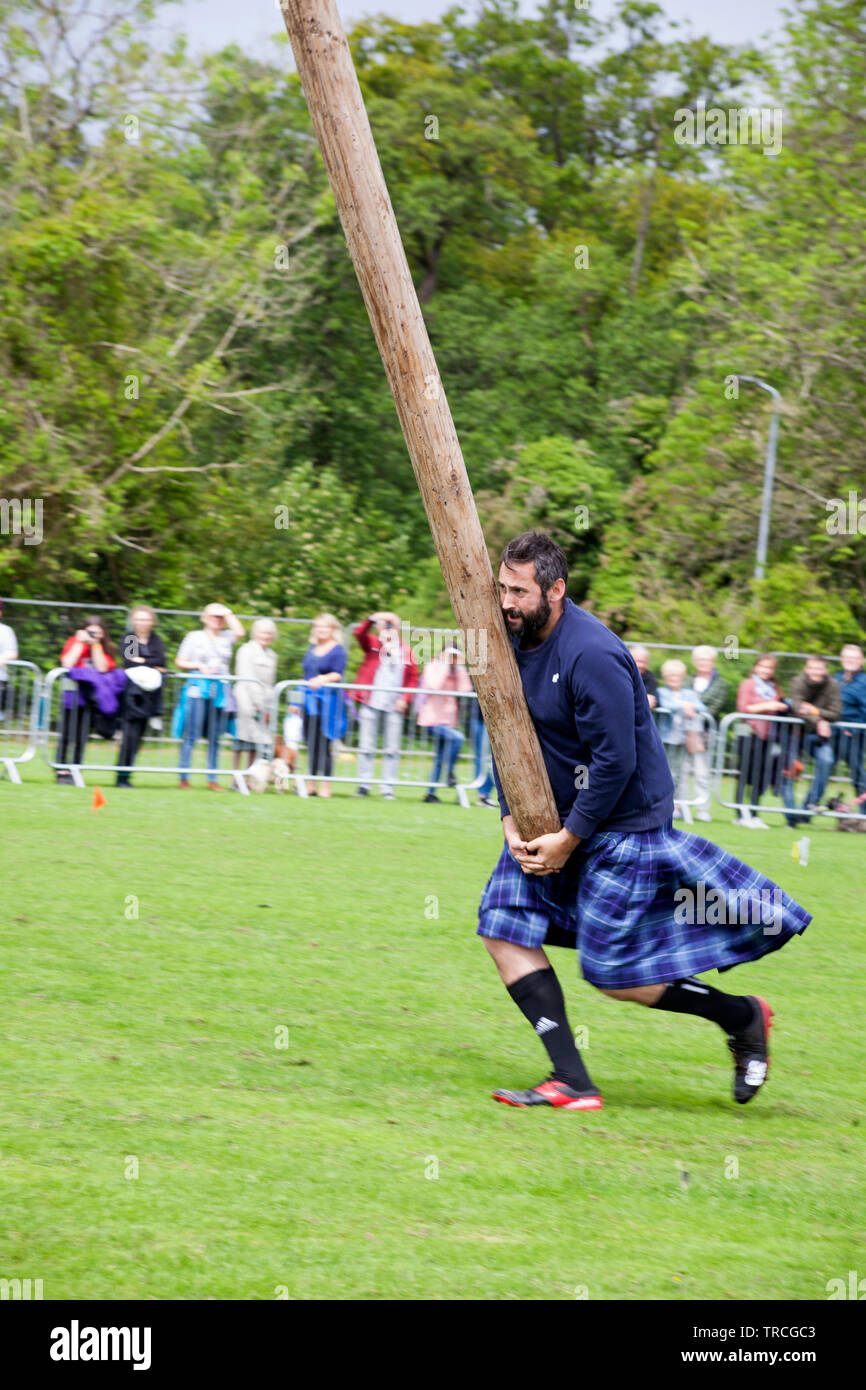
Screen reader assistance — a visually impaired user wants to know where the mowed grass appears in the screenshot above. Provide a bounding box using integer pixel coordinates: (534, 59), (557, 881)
(2, 771), (864, 1301)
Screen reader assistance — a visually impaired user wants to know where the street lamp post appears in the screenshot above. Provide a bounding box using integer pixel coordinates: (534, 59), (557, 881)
(737, 375), (781, 582)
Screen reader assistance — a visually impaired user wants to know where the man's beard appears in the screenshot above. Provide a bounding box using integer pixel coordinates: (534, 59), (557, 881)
(504, 591), (551, 642)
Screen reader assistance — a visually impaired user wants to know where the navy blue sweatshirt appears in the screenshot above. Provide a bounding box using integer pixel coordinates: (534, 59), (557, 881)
(492, 598), (675, 839)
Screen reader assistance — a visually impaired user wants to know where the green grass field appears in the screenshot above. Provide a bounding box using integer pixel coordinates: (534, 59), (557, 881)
(3, 772), (864, 1300)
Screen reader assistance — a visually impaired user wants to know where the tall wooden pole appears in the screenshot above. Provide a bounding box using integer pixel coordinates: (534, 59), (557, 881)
(280, 0), (560, 840)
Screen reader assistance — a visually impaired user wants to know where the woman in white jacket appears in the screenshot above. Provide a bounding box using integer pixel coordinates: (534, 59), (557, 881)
(657, 658), (707, 823)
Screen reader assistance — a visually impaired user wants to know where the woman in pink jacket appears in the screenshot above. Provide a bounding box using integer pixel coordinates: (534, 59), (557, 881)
(417, 646), (473, 803)
(734, 654), (790, 827)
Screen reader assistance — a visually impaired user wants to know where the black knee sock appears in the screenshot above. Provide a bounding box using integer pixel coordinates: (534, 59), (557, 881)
(651, 977), (753, 1034)
(506, 968), (596, 1091)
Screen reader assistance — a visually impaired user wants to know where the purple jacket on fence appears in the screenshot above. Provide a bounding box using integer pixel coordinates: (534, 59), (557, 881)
(63, 666), (129, 715)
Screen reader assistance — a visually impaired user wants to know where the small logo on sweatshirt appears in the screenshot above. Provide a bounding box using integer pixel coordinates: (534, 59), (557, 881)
(552, 672), (560, 683)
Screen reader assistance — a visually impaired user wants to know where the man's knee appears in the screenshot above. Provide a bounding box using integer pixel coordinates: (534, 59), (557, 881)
(599, 984), (666, 1005)
(482, 935), (519, 969)
(482, 934), (503, 957)
(481, 935), (548, 985)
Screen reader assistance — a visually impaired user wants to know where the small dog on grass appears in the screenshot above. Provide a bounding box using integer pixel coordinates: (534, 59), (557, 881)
(245, 738), (294, 794)
(826, 794), (866, 832)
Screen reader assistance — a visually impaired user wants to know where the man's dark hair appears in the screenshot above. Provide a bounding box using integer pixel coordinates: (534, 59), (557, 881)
(501, 531), (568, 593)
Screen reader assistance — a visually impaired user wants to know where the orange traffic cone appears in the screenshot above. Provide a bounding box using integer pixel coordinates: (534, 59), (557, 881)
(91, 786), (106, 810)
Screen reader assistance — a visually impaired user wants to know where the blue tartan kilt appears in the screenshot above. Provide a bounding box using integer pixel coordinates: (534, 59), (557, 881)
(477, 820), (812, 990)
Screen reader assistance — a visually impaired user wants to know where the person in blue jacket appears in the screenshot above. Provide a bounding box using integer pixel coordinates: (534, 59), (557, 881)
(832, 644), (866, 800)
(478, 532), (811, 1114)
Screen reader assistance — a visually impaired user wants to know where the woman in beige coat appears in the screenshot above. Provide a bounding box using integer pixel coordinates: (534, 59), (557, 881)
(233, 619), (278, 770)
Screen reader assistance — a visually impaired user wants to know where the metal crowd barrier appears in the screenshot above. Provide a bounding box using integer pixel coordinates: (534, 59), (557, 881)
(0, 660), (42, 783)
(39, 669), (270, 793)
(713, 712), (866, 823)
(272, 679), (493, 803)
(652, 708), (719, 822)
(18, 664), (866, 826)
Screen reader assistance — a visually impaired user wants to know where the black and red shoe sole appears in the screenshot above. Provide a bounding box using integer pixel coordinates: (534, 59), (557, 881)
(492, 1090), (604, 1111)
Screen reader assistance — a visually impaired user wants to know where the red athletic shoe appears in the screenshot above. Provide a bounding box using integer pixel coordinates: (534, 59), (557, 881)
(492, 1077), (603, 1110)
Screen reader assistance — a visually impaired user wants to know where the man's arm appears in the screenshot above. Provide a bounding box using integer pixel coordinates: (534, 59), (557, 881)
(522, 650), (637, 875)
(491, 750), (510, 821)
(493, 746), (581, 876)
(562, 648), (638, 842)
(819, 681), (842, 723)
(789, 674), (813, 722)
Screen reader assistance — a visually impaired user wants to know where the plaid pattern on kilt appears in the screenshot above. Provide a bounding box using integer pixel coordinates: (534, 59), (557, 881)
(477, 820), (812, 990)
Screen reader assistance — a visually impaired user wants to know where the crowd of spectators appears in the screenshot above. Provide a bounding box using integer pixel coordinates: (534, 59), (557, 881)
(629, 642), (866, 828)
(1, 600), (864, 820)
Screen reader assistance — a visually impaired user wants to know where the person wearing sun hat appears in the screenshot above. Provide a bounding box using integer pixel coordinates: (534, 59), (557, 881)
(175, 602), (245, 788)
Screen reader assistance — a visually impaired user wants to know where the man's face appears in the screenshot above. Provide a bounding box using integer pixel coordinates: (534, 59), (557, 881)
(498, 561), (551, 641)
(841, 646), (863, 674)
(631, 649), (648, 674)
(805, 659), (826, 685)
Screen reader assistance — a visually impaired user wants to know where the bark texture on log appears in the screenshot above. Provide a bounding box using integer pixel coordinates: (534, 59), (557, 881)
(280, 0), (560, 840)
